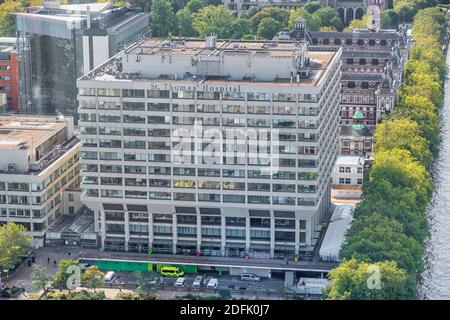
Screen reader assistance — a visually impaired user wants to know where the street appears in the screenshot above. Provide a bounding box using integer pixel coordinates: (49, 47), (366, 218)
(4, 247), (290, 299)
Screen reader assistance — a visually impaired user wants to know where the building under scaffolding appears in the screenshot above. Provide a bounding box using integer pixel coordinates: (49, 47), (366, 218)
(15, 1), (150, 120)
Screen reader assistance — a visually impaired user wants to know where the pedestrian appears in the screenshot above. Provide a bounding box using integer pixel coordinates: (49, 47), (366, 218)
(53, 260), (57, 267)
(68, 252), (71, 258)
(47, 257), (50, 264)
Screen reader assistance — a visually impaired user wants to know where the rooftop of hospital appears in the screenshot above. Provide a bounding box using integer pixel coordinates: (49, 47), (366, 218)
(81, 37), (340, 87)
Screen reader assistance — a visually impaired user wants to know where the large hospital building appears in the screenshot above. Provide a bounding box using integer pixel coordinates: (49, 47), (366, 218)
(77, 31), (341, 261)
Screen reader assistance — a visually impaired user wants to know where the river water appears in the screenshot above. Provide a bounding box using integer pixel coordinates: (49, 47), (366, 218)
(418, 48), (450, 299)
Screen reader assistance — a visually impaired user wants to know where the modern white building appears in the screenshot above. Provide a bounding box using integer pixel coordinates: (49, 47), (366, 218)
(0, 115), (81, 247)
(331, 155), (365, 199)
(77, 34), (341, 261)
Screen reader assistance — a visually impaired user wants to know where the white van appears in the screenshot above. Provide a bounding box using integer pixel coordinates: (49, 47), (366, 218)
(104, 271), (116, 282)
(207, 278), (218, 289)
(240, 273), (260, 282)
(192, 275), (203, 289)
(174, 277), (186, 287)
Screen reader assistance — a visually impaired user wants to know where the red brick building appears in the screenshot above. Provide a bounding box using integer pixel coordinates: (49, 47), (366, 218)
(0, 47), (20, 110)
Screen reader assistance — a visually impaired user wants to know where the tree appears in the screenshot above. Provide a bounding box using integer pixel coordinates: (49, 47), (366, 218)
(324, 258), (415, 300)
(381, 9), (399, 29)
(0, 223), (31, 270)
(135, 271), (159, 296)
(128, 0), (152, 11)
(302, 1), (321, 14)
(370, 149), (432, 208)
(186, 0), (207, 12)
(373, 118), (432, 166)
(231, 18), (252, 39)
(340, 213), (423, 273)
(0, 0), (24, 37)
(175, 8), (197, 37)
(346, 13), (371, 30)
(31, 264), (53, 295)
(53, 259), (79, 291)
(256, 17), (281, 40)
(81, 266), (105, 291)
(250, 7), (290, 31)
(394, 93), (440, 154)
(192, 5), (236, 38)
(151, 0), (175, 37)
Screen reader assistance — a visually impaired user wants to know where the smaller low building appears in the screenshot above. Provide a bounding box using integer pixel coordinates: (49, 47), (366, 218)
(319, 204), (354, 262)
(45, 205), (97, 248)
(0, 115), (80, 247)
(332, 155), (366, 199)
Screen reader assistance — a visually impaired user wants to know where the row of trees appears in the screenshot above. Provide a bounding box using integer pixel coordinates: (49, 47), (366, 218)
(324, 6), (447, 300)
(151, 1), (345, 40)
(381, 0), (441, 28)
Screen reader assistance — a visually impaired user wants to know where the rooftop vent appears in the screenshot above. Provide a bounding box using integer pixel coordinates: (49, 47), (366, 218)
(205, 35), (217, 49)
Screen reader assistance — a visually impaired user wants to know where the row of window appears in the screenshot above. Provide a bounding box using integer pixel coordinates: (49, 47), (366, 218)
(82, 127), (318, 143)
(83, 189), (316, 205)
(106, 224), (304, 242)
(105, 214), (305, 229)
(83, 177), (317, 193)
(79, 114), (320, 128)
(81, 152), (320, 169)
(82, 164), (318, 179)
(79, 100), (320, 115)
(79, 88), (319, 102)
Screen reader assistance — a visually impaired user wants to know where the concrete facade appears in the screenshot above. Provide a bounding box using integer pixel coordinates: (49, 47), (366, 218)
(77, 37), (341, 261)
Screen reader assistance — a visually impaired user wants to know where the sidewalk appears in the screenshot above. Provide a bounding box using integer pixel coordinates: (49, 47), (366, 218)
(6, 247), (80, 293)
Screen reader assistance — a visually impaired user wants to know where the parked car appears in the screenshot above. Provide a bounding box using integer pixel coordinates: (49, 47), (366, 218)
(174, 277), (186, 287)
(192, 275), (203, 289)
(240, 273), (260, 282)
(160, 266), (184, 277)
(104, 271), (116, 282)
(207, 278), (218, 289)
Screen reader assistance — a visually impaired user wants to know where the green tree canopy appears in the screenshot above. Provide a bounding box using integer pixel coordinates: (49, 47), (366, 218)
(31, 264), (54, 294)
(340, 213), (423, 273)
(175, 7), (198, 37)
(373, 118), (432, 166)
(0, 0), (24, 37)
(324, 258), (415, 300)
(192, 5), (236, 38)
(151, 0), (175, 37)
(0, 223), (31, 269)
(81, 266), (105, 290)
(256, 17), (282, 40)
(186, 0), (208, 12)
(53, 259), (79, 290)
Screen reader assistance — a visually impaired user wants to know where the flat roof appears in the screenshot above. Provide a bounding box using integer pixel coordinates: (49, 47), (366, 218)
(85, 39), (338, 87)
(335, 155), (365, 166)
(127, 38), (309, 58)
(0, 116), (66, 151)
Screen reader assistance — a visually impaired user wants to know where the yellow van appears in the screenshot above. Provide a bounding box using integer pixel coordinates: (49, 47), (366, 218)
(160, 266), (184, 277)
